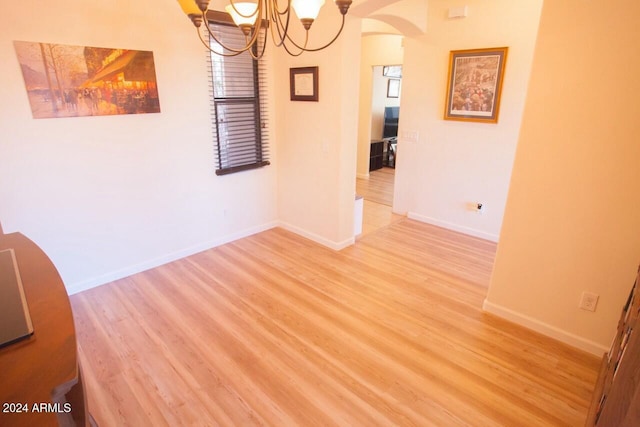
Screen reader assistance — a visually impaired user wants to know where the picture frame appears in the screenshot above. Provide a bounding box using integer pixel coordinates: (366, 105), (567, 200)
(13, 41), (161, 119)
(290, 66), (318, 102)
(444, 47), (508, 123)
(387, 79), (400, 98)
(382, 65), (402, 78)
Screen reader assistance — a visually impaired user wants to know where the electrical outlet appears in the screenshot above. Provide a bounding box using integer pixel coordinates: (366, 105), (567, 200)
(579, 292), (599, 312)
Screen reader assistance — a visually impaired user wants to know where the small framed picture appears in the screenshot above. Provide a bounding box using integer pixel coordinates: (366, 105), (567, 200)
(382, 65), (402, 78)
(290, 66), (318, 102)
(387, 79), (400, 98)
(444, 47), (508, 123)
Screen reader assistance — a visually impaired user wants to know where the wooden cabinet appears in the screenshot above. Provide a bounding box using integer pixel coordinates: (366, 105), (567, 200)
(586, 267), (640, 426)
(369, 140), (384, 171)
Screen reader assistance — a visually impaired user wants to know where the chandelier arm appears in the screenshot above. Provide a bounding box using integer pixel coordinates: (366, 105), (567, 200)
(248, 24), (269, 60)
(279, 33), (307, 57)
(244, 2), (268, 53)
(206, 26), (254, 54)
(268, 0), (284, 46)
(196, 26), (245, 57)
(241, 5), (266, 50)
(281, 44), (305, 57)
(271, 18), (307, 56)
(202, 9), (259, 54)
(269, 0), (293, 48)
(279, 20), (309, 51)
(184, 0), (350, 58)
(284, 14), (346, 52)
(272, 0), (291, 16)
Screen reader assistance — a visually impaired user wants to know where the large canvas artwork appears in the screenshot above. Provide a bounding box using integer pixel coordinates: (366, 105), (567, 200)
(14, 41), (161, 119)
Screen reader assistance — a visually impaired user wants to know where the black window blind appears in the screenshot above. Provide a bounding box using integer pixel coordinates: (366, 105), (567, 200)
(208, 22), (270, 175)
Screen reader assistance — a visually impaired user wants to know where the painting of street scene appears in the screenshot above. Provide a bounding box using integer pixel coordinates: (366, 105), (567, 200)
(444, 47), (507, 123)
(14, 41), (161, 119)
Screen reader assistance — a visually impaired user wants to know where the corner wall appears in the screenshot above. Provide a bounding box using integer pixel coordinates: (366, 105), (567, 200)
(394, 0), (543, 241)
(486, 0), (640, 355)
(275, 11), (362, 249)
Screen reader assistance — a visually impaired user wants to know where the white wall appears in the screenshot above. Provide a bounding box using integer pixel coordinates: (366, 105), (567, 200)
(394, 0), (543, 241)
(275, 10), (362, 249)
(0, 0), (278, 293)
(486, 0), (640, 355)
(357, 35), (404, 178)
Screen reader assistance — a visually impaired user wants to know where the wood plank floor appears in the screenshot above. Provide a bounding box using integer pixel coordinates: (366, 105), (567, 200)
(356, 167), (403, 237)
(356, 167), (395, 206)
(359, 199), (404, 237)
(71, 220), (600, 426)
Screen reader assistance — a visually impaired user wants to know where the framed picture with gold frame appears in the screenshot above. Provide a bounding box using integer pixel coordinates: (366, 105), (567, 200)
(290, 66), (318, 102)
(444, 47), (508, 123)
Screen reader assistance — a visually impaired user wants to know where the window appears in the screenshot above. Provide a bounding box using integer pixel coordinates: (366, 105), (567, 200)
(208, 20), (270, 176)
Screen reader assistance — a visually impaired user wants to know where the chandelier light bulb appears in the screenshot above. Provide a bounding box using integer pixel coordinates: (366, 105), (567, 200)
(225, 2), (259, 33)
(292, 0), (326, 23)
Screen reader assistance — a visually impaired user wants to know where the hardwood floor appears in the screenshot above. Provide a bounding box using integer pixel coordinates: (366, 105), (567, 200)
(71, 220), (600, 426)
(359, 199), (404, 237)
(356, 167), (403, 236)
(356, 167), (395, 206)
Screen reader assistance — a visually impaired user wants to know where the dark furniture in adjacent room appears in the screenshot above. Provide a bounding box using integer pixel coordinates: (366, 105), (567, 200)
(384, 138), (397, 168)
(378, 106), (399, 169)
(383, 106), (399, 139)
(369, 139), (384, 171)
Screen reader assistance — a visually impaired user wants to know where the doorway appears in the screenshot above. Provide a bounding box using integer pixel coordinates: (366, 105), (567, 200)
(356, 64), (403, 237)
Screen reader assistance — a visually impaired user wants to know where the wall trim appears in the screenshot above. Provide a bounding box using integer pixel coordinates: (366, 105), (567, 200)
(278, 221), (355, 251)
(482, 298), (608, 356)
(356, 172), (370, 180)
(66, 221), (279, 295)
(407, 211), (499, 242)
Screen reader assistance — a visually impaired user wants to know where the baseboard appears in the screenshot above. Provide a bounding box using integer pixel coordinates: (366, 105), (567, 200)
(356, 172), (370, 180)
(66, 221), (278, 295)
(407, 212), (499, 242)
(277, 221), (355, 251)
(482, 299), (608, 356)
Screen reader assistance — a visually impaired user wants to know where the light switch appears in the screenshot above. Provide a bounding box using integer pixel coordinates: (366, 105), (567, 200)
(448, 6), (468, 19)
(402, 130), (419, 143)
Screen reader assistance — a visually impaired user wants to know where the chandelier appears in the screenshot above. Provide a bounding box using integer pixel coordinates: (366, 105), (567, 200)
(177, 0), (353, 59)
